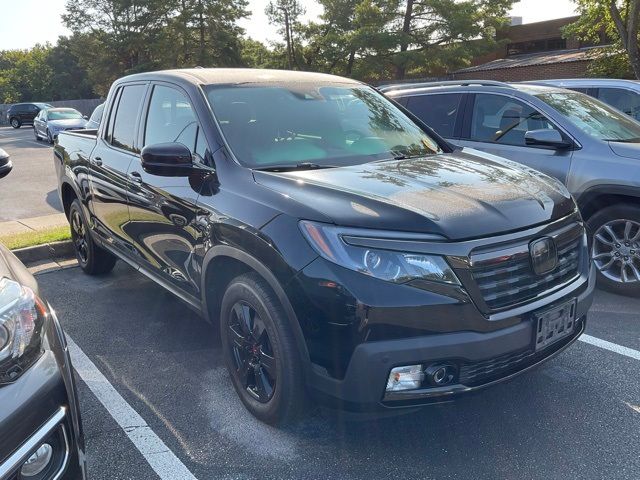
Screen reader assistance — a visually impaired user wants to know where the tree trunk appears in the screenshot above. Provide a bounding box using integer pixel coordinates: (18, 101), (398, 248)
(283, 9), (293, 69)
(609, 0), (640, 79)
(198, 0), (206, 66)
(395, 0), (414, 80)
(346, 49), (356, 76)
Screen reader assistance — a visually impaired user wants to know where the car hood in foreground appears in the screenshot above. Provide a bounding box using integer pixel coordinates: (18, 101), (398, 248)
(253, 150), (575, 240)
(608, 140), (640, 159)
(47, 118), (87, 129)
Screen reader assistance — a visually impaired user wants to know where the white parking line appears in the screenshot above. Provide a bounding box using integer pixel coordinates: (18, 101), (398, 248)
(579, 334), (640, 361)
(66, 336), (199, 480)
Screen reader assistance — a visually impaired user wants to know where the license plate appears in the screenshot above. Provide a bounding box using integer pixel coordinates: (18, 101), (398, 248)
(534, 299), (576, 351)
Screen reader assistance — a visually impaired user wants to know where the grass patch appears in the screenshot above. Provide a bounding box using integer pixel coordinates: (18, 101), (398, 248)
(0, 226), (71, 250)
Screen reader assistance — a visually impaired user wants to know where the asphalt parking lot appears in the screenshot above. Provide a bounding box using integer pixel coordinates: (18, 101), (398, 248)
(0, 126), (61, 221)
(34, 262), (640, 480)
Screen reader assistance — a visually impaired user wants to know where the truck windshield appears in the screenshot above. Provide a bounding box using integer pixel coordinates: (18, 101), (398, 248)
(48, 109), (83, 120)
(536, 91), (640, 142)
(204, 84), (442, 169)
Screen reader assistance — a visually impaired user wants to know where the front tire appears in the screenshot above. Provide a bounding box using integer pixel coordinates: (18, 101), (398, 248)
(587, 204), (640, 296)
(34, 127), (41, 141)
(220, 272), (305, 425)
(10, 118), (20, 128)
(46, 129), (54, 144)
(69, 200), (117, 275)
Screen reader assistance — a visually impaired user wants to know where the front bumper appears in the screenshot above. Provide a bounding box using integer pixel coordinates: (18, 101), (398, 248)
(308, 264), (595, 412)
(0, 307), (86, 479)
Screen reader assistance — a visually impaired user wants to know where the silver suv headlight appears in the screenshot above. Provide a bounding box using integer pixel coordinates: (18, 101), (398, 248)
(0, 278), (46, 383)
(299, 221), (460, 285)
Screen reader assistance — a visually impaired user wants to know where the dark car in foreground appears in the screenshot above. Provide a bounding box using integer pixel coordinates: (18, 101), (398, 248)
(55, 69), (594, 425)
(384, 80), (640, 296)
(7, 103), (52, 129)
(34, 108), (88, 144)
(0, 159), (85, 479)
(0, 149), (11, 179)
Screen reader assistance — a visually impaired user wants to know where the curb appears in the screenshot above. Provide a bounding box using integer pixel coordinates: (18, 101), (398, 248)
(13, 240), (75, 265)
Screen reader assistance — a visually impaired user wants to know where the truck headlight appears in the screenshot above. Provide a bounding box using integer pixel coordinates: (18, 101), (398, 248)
(299, 221), (460, 285)
(0, 278), (47, 383)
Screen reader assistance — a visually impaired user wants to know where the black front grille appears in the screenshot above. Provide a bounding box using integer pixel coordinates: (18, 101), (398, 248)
(459, 318), (583, 386)
(471, 235), (582, 311)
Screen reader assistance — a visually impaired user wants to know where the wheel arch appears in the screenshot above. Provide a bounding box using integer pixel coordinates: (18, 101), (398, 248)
(60, 180), (80, 220)
(577, 185), (640, 221)
(201, 245), (311, 371)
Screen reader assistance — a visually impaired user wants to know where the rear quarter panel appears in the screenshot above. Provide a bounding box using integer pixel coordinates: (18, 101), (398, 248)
(55, 130), (98, 213)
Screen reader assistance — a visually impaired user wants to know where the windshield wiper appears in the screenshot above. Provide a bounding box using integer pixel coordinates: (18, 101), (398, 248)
(392, 153), (425, 160)
(254, 162), (339, 172)
(603, 137), (640, 143)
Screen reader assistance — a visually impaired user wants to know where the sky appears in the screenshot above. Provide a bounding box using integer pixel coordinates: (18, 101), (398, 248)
(0, 0), (578, 50)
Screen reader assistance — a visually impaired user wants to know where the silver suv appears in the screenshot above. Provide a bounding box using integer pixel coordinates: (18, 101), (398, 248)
(383, 80), (640, 295)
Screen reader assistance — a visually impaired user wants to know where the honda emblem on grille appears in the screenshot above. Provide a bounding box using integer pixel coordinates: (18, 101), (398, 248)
(529, 237), (558, 275)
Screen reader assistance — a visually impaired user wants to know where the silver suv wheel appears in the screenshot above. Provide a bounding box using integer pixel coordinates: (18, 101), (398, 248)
(592, 219), (640, 283)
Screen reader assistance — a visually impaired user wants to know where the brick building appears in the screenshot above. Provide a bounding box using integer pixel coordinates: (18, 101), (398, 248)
(452, 16), (609, 82)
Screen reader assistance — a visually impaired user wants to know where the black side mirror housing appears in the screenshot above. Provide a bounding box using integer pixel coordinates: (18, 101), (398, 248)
(141, 142), (194, 177)
(0, 149), (12, 179)
(524, 129), (572, 149)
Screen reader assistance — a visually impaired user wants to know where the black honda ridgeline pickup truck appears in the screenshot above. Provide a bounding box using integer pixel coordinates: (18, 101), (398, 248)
(55, 69), (595, 425)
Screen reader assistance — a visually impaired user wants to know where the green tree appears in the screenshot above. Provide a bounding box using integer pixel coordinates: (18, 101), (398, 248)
(266, 0), (306, 69)
(566, 0), (640, 79)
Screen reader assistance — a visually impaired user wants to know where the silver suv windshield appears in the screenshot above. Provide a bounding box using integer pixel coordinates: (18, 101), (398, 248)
(204, 84), (442, 169)
(536, 91), (640, 142)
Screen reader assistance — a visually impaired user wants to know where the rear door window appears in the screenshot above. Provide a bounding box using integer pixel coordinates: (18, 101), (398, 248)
(468, 93), (560, 146)
(596, 88), (640, 120)
(405, 93), (463, 138)
(110, 84), (146, 153)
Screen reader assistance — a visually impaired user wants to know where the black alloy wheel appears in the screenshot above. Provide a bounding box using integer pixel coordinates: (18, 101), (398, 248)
(220, 272), (306, 425)
(10, 118), (20, 128)
(68, 199), (117, 275)
(227, 301), (277, 403)
(70, 208), (89, 265)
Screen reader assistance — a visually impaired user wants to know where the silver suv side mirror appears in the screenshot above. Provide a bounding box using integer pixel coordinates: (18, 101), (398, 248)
(524, 129), (572, 149)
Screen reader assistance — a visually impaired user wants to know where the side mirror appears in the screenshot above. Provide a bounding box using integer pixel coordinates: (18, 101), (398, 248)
(525, 129), (572, 149)
(0, 149), (12, 179)
(141, 142), (194, 177)
(83, 115), (89, 120)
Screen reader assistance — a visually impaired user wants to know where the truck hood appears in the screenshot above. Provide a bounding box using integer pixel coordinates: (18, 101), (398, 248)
(253, 150), (575, 240)
(608, 141), (640, 160)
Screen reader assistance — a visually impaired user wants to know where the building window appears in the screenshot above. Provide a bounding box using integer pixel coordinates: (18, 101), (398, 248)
(506, 37), (567, 56)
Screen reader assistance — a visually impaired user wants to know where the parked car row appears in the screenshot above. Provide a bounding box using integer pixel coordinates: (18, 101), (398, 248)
(3, 70), (636, 460)
(6, 102), (105, 145)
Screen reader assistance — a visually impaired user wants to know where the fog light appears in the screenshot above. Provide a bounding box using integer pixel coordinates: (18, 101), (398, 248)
(21, 443), (53, 477)
(386, 364), (424, 392)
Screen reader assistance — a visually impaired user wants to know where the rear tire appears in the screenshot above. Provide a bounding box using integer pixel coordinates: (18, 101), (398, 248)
(220, 272), (306, 426)
(587, 204), (640, 296)
(10, 118), (20, 128)
(69, 199), (117, 275)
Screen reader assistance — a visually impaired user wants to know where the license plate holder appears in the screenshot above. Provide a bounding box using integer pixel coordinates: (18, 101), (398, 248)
(534, 299), (576, 351)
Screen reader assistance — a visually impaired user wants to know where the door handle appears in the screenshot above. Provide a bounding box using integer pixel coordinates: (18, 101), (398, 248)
(91, 156), (102, 166)
(128, 171), (143, 183)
